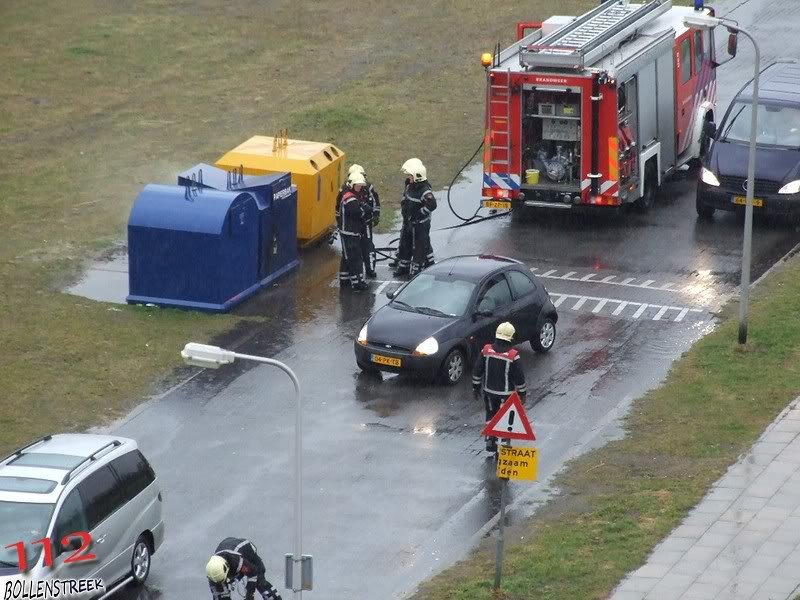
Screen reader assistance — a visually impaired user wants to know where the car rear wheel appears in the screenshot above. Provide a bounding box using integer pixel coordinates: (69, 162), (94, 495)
(440, 348), (466, 385)
(131, 535), (151, 585)
(531, 319), (556, 353)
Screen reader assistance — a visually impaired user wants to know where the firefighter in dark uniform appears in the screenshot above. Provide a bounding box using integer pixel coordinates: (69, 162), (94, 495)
(472, 322), (528, 452)
(348, 164), (381, 278)
(395, 158), (436, 276)
(338, 171), (368, 290)
(206, 537), (283, 600)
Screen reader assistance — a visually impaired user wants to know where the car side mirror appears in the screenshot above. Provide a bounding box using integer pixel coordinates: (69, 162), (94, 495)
(474, 309), (493, 320)
(386, 290), (396, 300)
(727, 31), (738, 57)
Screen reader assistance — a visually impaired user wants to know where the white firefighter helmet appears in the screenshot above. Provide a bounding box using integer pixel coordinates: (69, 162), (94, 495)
(495, 322), (515, 342)
(348, 171), (367, 187)
(348, 164), (366, 177)
(401, 158), (427, 182)
(206, 555), (229, 583)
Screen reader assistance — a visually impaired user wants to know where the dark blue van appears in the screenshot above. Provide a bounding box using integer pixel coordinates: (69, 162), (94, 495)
(696, 62), (800, 218)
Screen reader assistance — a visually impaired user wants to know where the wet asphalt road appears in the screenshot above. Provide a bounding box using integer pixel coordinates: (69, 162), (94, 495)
(107, 1), (800, 598)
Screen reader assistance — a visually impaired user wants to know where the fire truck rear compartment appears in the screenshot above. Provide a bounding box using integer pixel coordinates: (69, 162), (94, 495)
(522, 88), (582, 200)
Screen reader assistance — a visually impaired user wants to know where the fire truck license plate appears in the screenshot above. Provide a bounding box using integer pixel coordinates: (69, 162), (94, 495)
(732, 195), (763, 208)
(482, 200), (512, 209)
(372, 354), (401, 367)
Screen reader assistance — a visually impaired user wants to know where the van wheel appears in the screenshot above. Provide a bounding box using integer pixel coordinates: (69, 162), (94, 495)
(440, 348), (466, 385)
(636, 163), (658, 212)
(131, 535), (152, 584)
(696, 193), (715, 219)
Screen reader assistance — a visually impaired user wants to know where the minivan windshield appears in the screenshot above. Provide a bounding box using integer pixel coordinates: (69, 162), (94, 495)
(721, 101), (800, 148)
(393, 273), (476, 317)
(0, 501), (54, 569)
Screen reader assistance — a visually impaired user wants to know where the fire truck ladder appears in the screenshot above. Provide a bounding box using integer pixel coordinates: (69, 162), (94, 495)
(520, 0), (672, 69)
(487, 68), (512, 171)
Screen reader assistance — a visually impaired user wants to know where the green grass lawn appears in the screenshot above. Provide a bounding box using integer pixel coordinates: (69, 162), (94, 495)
(412, 257), (800, 599)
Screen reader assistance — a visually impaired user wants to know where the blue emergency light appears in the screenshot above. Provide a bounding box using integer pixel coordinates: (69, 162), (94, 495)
(694, 0), (704, 10)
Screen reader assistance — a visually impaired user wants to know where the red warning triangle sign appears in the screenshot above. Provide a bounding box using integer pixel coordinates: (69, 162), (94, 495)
(481, 392), (536, 441)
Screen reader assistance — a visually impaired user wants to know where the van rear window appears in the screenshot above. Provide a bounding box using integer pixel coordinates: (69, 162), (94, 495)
(0, 476), (57, 493)
(9, 453), (85, 470)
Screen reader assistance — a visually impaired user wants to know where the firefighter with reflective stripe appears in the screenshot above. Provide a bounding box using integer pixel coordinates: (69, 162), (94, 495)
(472, 322), (527, 452)
(395, 158), (436, 276)
(206, 537), (283, 600)
(348, 164), (381, 278)
(339, 171), (368, 290)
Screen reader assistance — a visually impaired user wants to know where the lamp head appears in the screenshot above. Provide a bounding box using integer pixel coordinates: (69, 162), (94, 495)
(181, 343), (235, 369)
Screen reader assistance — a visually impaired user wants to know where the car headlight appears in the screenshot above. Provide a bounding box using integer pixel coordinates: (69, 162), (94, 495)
(357, 323), (368, 345)
(701, 167), (720, 187)
(413, 337), (439, 356)
(779, 180), (800, 195)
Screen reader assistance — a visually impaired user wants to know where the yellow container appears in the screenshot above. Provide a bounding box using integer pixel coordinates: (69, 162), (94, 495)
(216, 135), (345, 246)
(525, 169), (540, 185)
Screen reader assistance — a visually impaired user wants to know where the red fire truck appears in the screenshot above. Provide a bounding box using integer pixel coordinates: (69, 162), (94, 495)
(481, 0), (717, 214)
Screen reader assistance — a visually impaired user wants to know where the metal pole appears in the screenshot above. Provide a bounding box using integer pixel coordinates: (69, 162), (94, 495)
(494, 477), (508, 590)
(734, 26), (760, 344)
(234, 352), (303, 599)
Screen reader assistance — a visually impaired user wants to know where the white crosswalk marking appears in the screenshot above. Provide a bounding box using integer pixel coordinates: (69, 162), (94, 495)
(675, 307), (690, 322)
(652, 306), (669, 321)
(612, 301), (629, 316)
(541, 269), (557, 277)
(631, 304), (649, 319)
(593, 299), (608, 313)
(572, 297), (589, 310)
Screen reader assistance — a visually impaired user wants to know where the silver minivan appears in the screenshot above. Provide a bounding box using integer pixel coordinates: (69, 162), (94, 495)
(0, 434), (164, 597)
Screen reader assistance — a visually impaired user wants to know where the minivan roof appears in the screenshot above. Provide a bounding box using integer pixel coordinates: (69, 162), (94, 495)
(0, 433), (136, 504)
(737, 62), (800, 105)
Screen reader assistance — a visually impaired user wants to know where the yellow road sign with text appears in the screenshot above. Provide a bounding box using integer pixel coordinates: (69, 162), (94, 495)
(496, 446), (538, 481)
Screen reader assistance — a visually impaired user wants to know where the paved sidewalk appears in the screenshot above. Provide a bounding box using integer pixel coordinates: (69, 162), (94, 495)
(611, 399), (800, 600)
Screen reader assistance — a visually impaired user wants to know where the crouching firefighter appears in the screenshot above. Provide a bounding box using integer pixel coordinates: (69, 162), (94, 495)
(395, 158), (436, 276)
(338, 171), (368, 290)
(472, 322), (527, 452)
(206, 537), (283, 600)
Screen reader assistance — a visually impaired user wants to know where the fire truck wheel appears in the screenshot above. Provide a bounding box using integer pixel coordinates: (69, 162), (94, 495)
(635, 162), (658, 213)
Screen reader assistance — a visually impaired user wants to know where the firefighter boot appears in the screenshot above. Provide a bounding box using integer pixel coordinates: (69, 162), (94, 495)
(485, 436), (497, 453)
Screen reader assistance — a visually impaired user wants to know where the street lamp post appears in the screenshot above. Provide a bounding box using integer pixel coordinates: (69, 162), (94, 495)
(684, 14), (761, 344)
(181, 342), (309, 598)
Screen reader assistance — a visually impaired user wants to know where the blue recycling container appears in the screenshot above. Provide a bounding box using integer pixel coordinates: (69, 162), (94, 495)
(127, 184), (265, 312)
(177, 164), (300, 285)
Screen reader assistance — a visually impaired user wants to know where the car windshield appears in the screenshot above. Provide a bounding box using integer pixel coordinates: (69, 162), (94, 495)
(721, 101), (800, 148)
(392, 273), (476, 317)
(0, 500), (54, 569)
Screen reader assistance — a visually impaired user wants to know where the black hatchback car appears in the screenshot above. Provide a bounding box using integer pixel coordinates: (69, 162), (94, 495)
(697, 62), (800, 218)
(354, 255), (558, 384)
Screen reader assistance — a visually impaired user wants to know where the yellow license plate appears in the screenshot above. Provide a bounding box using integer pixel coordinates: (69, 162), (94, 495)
(372, 354), (401, 367)
(482, 200), (512, 209)
(732, 195), (764, 207)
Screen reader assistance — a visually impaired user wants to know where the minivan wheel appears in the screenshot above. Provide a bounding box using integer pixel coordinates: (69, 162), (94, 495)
(531, 319), (556, 353)
(696, 193), (715, 219)
(440, 348), (466, 385)
(131, 535), (151, 584)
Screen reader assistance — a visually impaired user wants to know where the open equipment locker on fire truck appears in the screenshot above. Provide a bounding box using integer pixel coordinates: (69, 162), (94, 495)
(481, 0), (717, 215)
